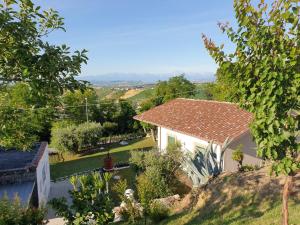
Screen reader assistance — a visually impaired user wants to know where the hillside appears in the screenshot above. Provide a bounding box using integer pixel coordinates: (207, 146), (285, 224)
(121, 89), (143, 99)
(128, 87), (155, 104)
(161, 168), (300, 225)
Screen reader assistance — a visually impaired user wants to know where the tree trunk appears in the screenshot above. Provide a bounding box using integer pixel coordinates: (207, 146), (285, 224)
(282, 175), (293, 225)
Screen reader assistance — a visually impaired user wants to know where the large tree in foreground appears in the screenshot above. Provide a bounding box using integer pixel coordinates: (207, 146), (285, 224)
(0, 0), (88, 149)
(203, 0), (299, 224)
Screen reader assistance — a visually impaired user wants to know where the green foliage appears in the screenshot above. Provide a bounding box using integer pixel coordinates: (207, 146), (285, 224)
(155, 75), (196, 103)
(76, 122), (103, 151)
(149, 201), (170, 223)
(132, 148), (182, 211)
(49, 172), (113, 225)
(241, 164), (259, 172)
(129, 150), (146, 171)
(207, 68), (239, 102)
(112, 179), (128, 202)
(137, 167), (171, 210)
(50, 124), (78, 153)
(0, 0), (88, 149)
(232, 145), (244, 171)
(203, 0), (300, 176)
(0, 83), (56, 150)
(139, 75), (196, 113)
(99, 100), (138, 134)
(0, 0), (88, 97)
(102, 122), (118, 136)
(61, 89), (99, 123)
(0, 195), (46, 225)
(50, 122), (102, 153)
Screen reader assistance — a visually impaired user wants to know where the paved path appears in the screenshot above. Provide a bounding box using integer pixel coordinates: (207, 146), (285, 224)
(47, 180), (73, 225)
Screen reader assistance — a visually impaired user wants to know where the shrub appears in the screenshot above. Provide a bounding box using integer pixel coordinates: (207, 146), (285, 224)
(232, 145), (244, 171)
(149, 201), (169, 223)
(51, 122), (103, 153)
(241, 164), (260, 172)
(76, 122), (102, 151)
(50, 125), (77, 154)
(137, 166), (171, 209)
(102, 122), (118, 137)
(0, 195), (46, 225)
(49, 172), (113, 225)
(129, 150), (145, 171)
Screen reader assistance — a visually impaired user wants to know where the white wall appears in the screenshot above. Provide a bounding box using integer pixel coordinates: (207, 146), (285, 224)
(36, 144), (51, 207)
(157, 126), (222, 164)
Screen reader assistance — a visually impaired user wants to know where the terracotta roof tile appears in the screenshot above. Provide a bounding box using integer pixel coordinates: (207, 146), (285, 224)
(134, 98), (253, 144)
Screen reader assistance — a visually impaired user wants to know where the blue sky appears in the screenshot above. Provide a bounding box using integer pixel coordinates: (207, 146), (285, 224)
(41, 0), (237, 78)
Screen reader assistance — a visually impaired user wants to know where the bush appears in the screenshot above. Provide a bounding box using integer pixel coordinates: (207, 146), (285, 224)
(51, 122), (102, 153)
(102, 122), (118, 137)
(76, 122), (102, 151)
(241, 164), (260, 172)
(0, 195), (46, 225)
(149, 201), (169, 223)
(129, 150), (145, 171)
(50, 125), (77, 153)
(49, 172), (113, 225)
(137, 166), (171, 209)
(232, 145), (244, 171)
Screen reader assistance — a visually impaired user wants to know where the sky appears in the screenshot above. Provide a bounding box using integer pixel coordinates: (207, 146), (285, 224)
(41, 0), (238, 79)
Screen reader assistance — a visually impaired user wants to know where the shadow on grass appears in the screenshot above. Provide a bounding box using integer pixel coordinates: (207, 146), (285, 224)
(160, 171), (300, 225)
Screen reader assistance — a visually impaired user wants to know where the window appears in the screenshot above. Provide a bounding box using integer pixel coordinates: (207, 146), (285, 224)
(167, 135), (176, 145)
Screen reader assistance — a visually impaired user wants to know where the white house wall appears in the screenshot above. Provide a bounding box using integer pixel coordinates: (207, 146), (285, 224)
(157, 126), (222, 164)
(36, 144), (51, 207)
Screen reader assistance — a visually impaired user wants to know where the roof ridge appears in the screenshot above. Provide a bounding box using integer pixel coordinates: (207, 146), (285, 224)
(176, 98), (236, 105)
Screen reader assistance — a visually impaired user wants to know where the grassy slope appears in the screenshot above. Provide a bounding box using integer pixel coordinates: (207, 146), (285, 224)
(161, 168), (300, 225)
(50, 138), (155, 180)
(94, 87), (114, 99)
(128, 87), (155, 104)
(121, 89), (143, 99)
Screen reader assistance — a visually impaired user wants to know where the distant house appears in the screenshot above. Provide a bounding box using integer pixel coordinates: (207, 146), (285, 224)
(134, 98), (262, 172)
(0, 142), (50, 207)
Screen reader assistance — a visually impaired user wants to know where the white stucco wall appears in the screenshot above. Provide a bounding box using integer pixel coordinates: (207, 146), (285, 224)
(157, 126), (222, 164)
(36, 144), (51, 207)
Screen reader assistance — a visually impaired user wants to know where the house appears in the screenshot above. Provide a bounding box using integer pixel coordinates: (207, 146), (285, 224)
(134, 98), (262, 172)
(0, 142), (50, 207)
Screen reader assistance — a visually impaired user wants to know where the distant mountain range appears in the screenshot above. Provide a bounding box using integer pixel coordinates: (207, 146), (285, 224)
(79, 72), (215, 86)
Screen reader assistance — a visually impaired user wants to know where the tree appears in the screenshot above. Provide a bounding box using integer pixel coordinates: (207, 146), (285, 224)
(202, 0), (299, 224)
(155, 75), (196, 103)
(61, 89), (99, 123)
(0, 0), (88, 150)
(207, 68), (239, 102)
(0, 0), (88, 97)
(0, 83), (56, 149)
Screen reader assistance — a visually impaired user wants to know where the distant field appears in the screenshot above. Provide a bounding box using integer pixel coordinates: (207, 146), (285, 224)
(128, 87), (155, 104)
(121, 89), (143, 99)
(94, 87), (114, 99)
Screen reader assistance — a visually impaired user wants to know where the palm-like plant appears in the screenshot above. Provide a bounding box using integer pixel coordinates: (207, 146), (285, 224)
(182, 138), (231, 187)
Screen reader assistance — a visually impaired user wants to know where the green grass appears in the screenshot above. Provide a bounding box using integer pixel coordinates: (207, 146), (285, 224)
(128, 87), (155, 104)
(50, 137), (155, 180)
(159, 170), (300, 225)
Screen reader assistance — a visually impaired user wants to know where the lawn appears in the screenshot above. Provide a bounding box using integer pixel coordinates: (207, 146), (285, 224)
(50, 137), (155, 181)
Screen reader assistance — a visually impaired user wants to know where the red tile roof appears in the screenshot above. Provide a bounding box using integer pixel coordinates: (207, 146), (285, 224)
(134, 98), (253, 144)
